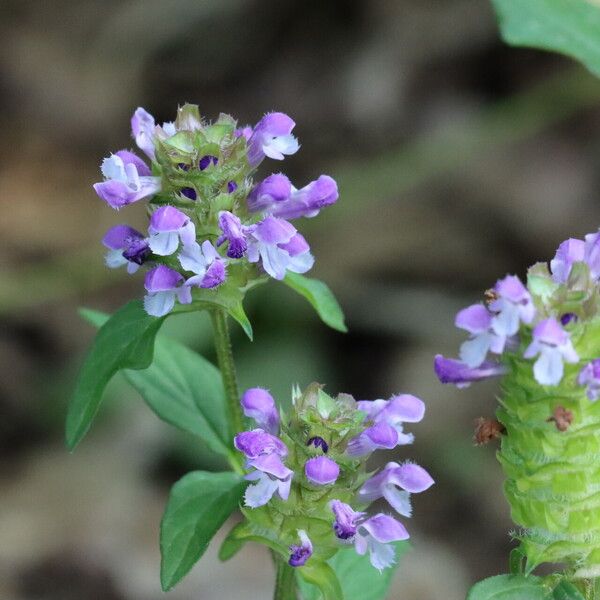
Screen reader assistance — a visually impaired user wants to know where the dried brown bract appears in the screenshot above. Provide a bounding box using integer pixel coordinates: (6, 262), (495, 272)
(547, 406), (573, 432)
(473, 417), (505, 445)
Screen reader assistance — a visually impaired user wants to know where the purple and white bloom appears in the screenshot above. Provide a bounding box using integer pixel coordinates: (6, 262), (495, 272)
(578, 360), (600, 401)
(244, 453), (294, 508)
(102, 225), (149, 274)
(217, 211), (253, 259)
(93, 150), (161, 209)
(248, 174), (338, 220)
(148, 206), (196, 256)
(551, 238), (585, 284)
(434, 355), (507, 388)
(247, 112), (299, 167)
(524, 318), (579, 386)
(305, 456), (339, 485)
(240, 388), (279, 434)
(356, 394), (425, 445)
(346, 422), (399, 457)
(288, 530), (313, 567)
(247, 216), (314, 280)
(358, 461), (434, 517)
(234, 429), (292, 508)
(456, 304), (506, 368)
(143, 265), (192, 317)
(355, 514), (410, 571)
(247, 173), (293, 213)
(584, 231), (600, 280)
(179, 240), (227, 289)
(489, 275), (535, 337)
(330, 500), (365, 540)
(131, 108), (157, 159)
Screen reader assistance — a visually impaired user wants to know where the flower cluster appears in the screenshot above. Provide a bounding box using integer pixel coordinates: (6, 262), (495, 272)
(434, 231), (600, 574)
(94, 106), (339, 317)
(434, 232), (600, 389)
(233, 384), (433, 571)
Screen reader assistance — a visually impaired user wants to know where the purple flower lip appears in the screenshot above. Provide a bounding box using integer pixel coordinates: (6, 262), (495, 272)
(306, 436), (329, 453)
(330, 500), (364, 541)
(122, 238), (150, 265)
(227, 181), (238, 193)
(305, 456), (339, 485)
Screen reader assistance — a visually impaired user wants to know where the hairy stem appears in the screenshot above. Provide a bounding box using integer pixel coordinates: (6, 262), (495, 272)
(273, 556), (297, 600)
(210, 309), (244, 472)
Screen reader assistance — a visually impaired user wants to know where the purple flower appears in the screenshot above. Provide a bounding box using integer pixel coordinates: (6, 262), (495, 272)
(551, 238), (585, 283)
(246, 216), (314, 280)
(288, 530), (313, 567)
(561, 313), (577, 326)
(355, 514), (409, 571)
(434, 355), (507, 388)
(524, 318), (579, 386)
(148, 207), (196, 256)
(234, 429), (288, 459)
(199, 155), (218, 170)
(217, 211), (252, 259)
(358, 461), (434, 517)
(247, 113), (299, 167)
(489, 275), (535, 337)
(248, 174), (338, 220)
(330, 500), (365, 540)
(235, 126), (253, 141)
(227, 181), (238, 193)
(180, 187), (197, 200)
(578, 360), (600, 401)
(455, 304), (506, 368)
(356, 394), (425, 445)
(584, 231), (600, 279)
(93, 151), (161, 209)
(346, 422), (399, 457)
(305, 456), (339, 485)
(143, 265), (192, 317)
(102, 225), (149, 274)
(240, 388), (279, 434)
(178, 240), (227, 289)
(247, 173), (293, 213)
(234, 429), (292, 508)
(306, 436), (329, 453)
(131, 108), (157, 159)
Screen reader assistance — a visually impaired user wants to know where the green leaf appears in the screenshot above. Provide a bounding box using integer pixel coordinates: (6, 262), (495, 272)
(467, 574), (551, 600)
(298, 543), (409, 600)
(297, 561), (343, 600)
(552, 581), (586, 600)
(80, 308), (231, 458)
(226, 302), (253, 341)
(160, 471), (246, 591)
(66, 301), (166, 450)
(282, 273), (347, 333)
(491, 0), (600, 78)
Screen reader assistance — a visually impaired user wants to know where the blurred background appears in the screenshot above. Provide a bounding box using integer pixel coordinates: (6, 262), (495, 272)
(2, 1), (600, 598)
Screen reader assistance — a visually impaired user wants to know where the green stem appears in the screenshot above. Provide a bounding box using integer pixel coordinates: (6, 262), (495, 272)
(273, 557), (297, 600)
(210, 309), (244, 473)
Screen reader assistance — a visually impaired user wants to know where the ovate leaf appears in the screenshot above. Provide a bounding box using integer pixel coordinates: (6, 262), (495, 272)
(81, 308), (231, 458)
(66, 301), (165, 450)
(467, 574), (551, 600)
(298, 543), (409, 600)
(491, 0), (600, 78)
(160, 471), (246, 591)
(283, 273), (347, 333)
